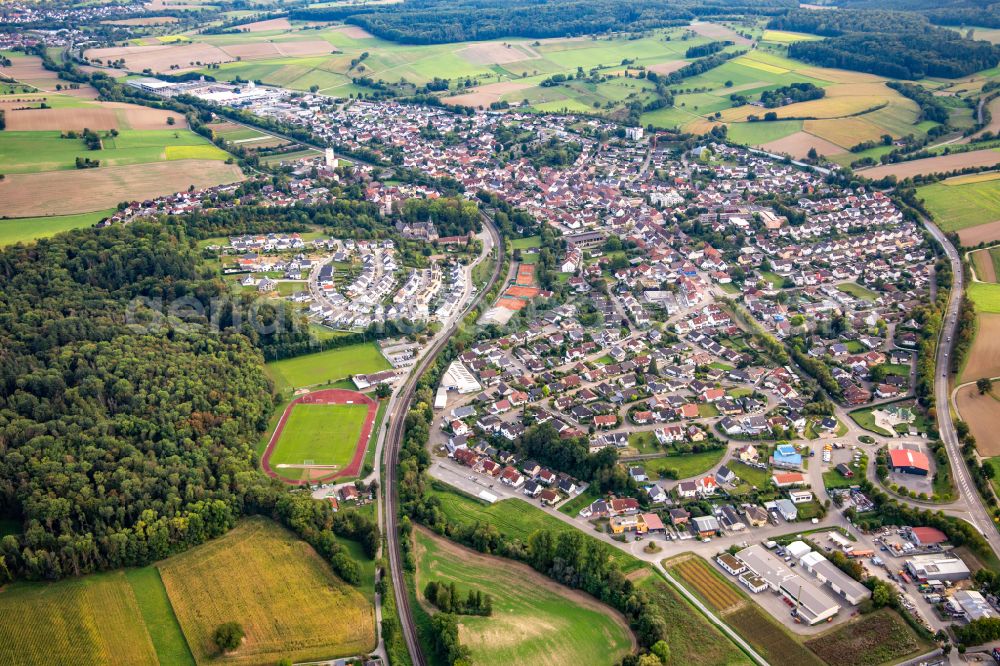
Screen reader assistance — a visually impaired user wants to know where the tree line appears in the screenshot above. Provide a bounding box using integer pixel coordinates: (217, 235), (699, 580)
(423, 580), (493, 615)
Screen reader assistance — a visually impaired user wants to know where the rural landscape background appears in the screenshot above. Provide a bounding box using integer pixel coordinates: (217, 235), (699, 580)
(3, 0), (1000, 665)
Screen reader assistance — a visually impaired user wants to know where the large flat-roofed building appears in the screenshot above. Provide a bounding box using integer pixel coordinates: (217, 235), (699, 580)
(905, 554), (970, 582)
(953, 590), (997, 621)
(126, 77), (176, 94)
(736, 545), (841, 624)
(779, 575), (840, 625)
(799, 551), (870, 605)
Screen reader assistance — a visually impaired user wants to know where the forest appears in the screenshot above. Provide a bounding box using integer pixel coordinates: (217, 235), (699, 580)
(788, 30), (1000, 79)
(0, 206), (394, 582)
(766, 7), (1000, 79)
(291, 0), (792, 44)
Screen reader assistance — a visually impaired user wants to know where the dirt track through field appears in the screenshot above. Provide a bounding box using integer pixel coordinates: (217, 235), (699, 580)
(956, 383), (1000, 456)
(959, 219), (1000, 246)
(0, 160), (243, 217)
(961, 312), (1000, 384)
(859, 149), (1000, 179)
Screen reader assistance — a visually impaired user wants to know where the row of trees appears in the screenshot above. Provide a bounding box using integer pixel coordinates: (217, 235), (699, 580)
(886, 81), (951, 124)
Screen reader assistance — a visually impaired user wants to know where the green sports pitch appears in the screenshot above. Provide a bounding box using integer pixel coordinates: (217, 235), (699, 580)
(269, 403), (368, 479)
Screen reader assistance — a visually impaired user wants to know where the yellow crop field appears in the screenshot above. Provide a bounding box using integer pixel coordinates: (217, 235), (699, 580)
(943, 171), (1000, 185)
(719, 93), (892, 122)
(804, 117), (888, 147)
(736, 57), (789, 74)
(0, 571), (158, 665)
(762, 30), (820, 43)
(796, 66), (883, 84)
(165, 144), (231, 160)
(159, 517), (375, 665)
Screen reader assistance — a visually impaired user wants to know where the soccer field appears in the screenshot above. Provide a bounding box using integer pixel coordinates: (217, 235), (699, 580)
(270, 403), (369, 475)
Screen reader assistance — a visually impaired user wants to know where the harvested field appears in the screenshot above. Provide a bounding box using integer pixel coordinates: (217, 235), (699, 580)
(84, 43), (230, 73)
(761, 131), (845, 159)
(4, 103), (185, 131)
(959, 219), (1000, 245)
(957, 385), (1000, 456)
(648, 60), (687, 75)
(219, 40), (334, 60)
(960, 313), (1000, 382)
(236, 17), (291, 31)
(160, 517), (375, 665)
(860, 149), (1000, 179)
(456, 41), (538, 65)
(689, 21), (752, 45)
(972, 248), (999, 283)
(103, 16), (178, 25)
(0, 160), (244, 217)
(444, 81), (532, 108)
(4, 107), (118, 131)
(275, 40), (339, 57)
(330, 25), (375, 39)
(804, 117), (888, 147)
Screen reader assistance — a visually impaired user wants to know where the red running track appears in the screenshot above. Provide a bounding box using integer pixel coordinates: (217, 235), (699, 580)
(261, 388), (379, 486)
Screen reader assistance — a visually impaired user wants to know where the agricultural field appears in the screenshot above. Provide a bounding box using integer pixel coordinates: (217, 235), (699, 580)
(413, 528), (635, 666)
(956, 383), (1000, 457)
(960, 312), (1000, 382)
(665, 554), (826, 666)
(0, 129), (227, 174)
(804, 608), (929, 666)
(918, 174), (1000, 238)
(125, 567), (196, 666)
(0, 208), (115, 246)
(970, 247), (1000, 282)
(159, 517), (375, 665)
(666, 555), (743, 612)
(637, 576), (752, 666)
(264, 343), (390, 391)
(0, 570), (159, 665)
(268, 402), (368, 478)
(724, 605), (825, 666)
(969, 281), (1000, 314)
(863, 149), (1000, 183)
(0, 160), (244, 218)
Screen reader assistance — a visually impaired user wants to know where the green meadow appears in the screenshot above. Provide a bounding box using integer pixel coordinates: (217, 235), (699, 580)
(918, 175), (1000, 231)
(0, 208), (116, 246)
(414, 529), (634, 666)
(0, 129), (229, 174)
(264, 342), (390, 391)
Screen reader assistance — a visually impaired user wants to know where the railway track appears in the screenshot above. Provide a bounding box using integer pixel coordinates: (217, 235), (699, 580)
(383, 213), (503, 666)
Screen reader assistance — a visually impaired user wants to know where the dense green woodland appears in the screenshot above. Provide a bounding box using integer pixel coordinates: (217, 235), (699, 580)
(291, 0), (792, 44)
(767, 8), (1000, 79)
(0, 218), (383, 582)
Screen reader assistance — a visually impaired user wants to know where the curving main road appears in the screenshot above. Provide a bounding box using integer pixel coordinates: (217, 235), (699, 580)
(382, 214), (503, 666)
(921, 216), (1000, 557)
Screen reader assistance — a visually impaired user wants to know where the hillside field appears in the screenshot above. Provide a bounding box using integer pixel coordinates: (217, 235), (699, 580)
(264, 343), (390, 391)
(918, 175), (1000, 232)
(159, 517), (375, 665)
(413, 528), (634, 666)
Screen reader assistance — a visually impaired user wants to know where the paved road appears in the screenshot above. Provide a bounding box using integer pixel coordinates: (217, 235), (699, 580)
(382, 214), (503, 666)
(922, 216), (1000, 555)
